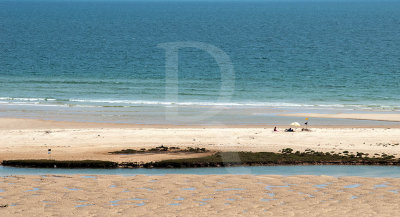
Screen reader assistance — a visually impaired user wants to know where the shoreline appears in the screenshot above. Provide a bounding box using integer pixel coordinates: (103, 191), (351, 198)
(2, 149), (400, 169)
(281, 113), (400, 123)
(1, 117), (400, 129)
(4, 159), (400, 169)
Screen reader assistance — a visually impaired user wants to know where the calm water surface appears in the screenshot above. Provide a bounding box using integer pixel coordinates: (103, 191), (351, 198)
(2, 165), (400, 178)
(1, 1), (400, 124)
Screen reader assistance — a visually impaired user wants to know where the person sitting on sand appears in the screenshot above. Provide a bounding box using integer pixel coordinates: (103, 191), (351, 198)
(274, 127), (278, 132)
(285, 128), (294, 132)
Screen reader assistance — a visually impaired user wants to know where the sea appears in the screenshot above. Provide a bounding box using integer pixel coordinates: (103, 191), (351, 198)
(1, 0), (400, 125)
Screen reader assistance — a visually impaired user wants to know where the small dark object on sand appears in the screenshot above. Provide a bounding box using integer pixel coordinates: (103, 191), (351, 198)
(285, 128), (294, 132)
(302, 128), (312, 132)
(0, 204), (8, 208)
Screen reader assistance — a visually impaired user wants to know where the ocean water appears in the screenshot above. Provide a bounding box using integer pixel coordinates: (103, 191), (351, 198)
(1, 1), (400, 124)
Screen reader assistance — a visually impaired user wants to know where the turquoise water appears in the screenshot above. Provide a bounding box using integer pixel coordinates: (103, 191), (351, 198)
(2, 165), (400, 177)
(1, 1), (400, 124)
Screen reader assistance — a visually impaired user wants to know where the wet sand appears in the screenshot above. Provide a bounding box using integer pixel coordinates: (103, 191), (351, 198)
(0, 174), (399, 216)
(281, 113), (400, 122)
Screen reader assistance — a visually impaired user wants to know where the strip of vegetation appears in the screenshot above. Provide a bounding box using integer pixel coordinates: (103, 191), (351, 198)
(109, 146), (208, 154)
(2, 148), (400, 169)
(124, 149), (399, 168)
(2, 160), (118, 168)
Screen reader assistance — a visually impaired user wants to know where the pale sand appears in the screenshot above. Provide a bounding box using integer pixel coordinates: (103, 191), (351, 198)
(1, 118), (400, 216)
(281, 113), (400, 122)
(0, 174), (399, 216)
(0, 118), (400, 162)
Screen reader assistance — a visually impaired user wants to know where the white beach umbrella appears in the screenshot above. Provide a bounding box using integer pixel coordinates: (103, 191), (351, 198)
(290, 122), (301, 127)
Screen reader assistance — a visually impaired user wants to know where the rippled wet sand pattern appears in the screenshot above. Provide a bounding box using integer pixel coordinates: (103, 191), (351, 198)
(0, 175), (400, 216)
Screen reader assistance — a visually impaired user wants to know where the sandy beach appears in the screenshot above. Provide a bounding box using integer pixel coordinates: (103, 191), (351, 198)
(3, 0), (400, 216)
(1, 117), (400, 216)
(0, 174), (399, 217)
(0, 118), (399, 163)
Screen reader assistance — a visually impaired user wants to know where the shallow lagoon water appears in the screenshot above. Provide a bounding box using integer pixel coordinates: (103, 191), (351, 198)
(343, 184), (361, 189)
(2, 165), (400, 177)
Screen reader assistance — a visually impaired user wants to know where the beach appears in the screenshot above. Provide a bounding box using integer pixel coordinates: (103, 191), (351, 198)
(1, 174), (400, 216)
(2, 0), (400, 216)
(0, 118), (399, 163)
(1, 117), (400, 216)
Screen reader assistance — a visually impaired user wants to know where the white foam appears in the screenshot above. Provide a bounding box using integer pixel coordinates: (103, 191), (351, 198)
(0, 97), (56, 102)
(68, 99), (316, 107)
(1, 97), (399, 111)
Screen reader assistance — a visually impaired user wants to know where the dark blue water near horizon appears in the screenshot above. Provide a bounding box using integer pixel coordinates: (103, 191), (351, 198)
(1, 1), (400, 111)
